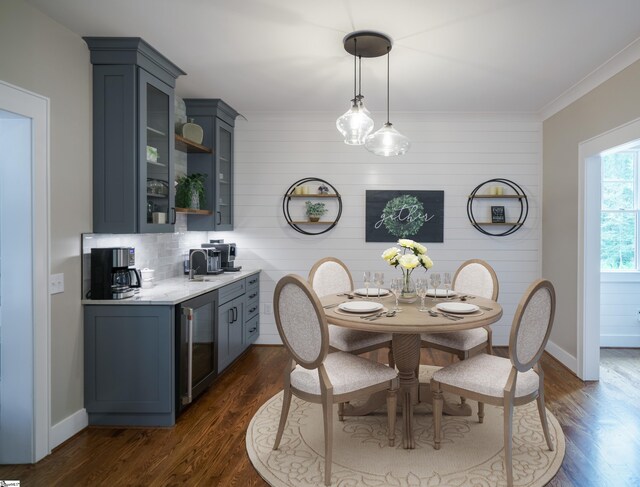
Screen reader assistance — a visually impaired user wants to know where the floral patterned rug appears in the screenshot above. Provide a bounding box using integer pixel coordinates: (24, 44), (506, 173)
(246, 366), (564, 486)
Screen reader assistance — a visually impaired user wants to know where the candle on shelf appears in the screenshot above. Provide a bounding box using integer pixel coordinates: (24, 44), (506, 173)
(496, 186), (504, 195)
(293, 186), (303, 195)
(490, 186), (498, 195)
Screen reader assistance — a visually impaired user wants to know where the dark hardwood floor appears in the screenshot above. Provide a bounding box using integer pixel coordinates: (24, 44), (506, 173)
(1, 346), (639, 486)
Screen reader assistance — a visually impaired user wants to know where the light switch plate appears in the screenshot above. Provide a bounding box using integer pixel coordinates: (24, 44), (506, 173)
(49, 273), (64, 294)
(262, 303), (272, 315)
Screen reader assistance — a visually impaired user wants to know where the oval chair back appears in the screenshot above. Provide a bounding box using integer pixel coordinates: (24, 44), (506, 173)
(453, 259), (499, 300)
(509, 279), (556, 372)
(308, 257), (354, 298)
(274, 274), (329, 369)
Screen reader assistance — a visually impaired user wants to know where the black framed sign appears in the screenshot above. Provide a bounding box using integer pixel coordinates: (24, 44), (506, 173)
(365, 190), (444, 242)
(491, 206), (506, 223)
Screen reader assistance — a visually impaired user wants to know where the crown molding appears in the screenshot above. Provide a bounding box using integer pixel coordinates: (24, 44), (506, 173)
(539, 37), (640, 121)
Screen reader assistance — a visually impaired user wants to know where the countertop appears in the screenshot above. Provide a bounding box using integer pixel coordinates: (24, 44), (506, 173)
(82, 269), (261, 306)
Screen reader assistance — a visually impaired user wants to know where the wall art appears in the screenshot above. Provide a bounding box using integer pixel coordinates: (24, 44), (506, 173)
(365, 190), (444, 242)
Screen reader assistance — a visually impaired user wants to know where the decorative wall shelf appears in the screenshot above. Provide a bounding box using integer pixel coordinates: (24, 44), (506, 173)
(283, 178), (342, 235)
(467, 178), (528, 237)
(174, 134), (213, 154)
(175, 207), (213, 215)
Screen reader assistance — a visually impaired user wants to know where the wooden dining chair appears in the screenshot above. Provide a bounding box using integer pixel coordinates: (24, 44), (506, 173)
(431, 279), (556, 487)
(272, 274), (399, 486)
(309, 257), (394, 367)
(420, 259), (499, 360)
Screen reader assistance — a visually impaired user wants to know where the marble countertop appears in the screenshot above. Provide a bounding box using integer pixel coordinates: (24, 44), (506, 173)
(82, 269), (261, 306)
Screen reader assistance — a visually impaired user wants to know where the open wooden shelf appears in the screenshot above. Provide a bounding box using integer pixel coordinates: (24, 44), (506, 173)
(174, 134), (212, 154)
(474, 222), (523, 226)
(469, 194), (525, 199)
(291, 221), (337, 225)
(286, 193), (339, 198)
(175, 207), (213, 215)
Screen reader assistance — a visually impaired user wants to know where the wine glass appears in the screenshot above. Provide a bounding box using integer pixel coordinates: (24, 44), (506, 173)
(443, 272), (452, 298)
(430, 273), (441, 301)
(363, 271), (372, 300)
(416, 278), (429, 312)
(374, 272), (384, 300)
(390, 278), (403, 312)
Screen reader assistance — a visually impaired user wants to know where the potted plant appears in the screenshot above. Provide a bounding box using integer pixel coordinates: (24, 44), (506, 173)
(305, 201), (328, 222)
(175, 173), (207, 210)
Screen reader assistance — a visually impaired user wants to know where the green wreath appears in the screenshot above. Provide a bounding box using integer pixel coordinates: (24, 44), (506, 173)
(382, 194), (425, 238)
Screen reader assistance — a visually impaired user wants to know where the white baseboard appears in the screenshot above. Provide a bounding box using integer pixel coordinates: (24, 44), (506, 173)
(600, 335), (640, 348)
(544, 340), (577, 374)
(255, 334), (282, 345)
(50, 408), (88, 450)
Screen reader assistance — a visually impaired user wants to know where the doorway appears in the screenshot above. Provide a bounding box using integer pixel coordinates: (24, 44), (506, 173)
(578, 117), (640, 380)
(0, 80), (50, 463)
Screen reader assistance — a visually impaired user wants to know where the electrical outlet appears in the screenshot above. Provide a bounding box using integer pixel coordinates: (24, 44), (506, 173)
(262, 303), (272, 315)
(49, 273), (64, 294)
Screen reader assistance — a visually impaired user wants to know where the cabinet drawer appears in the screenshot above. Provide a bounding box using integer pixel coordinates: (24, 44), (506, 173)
(244, 315), (259, 344)
(218, 279), (245, 304)
(245, 298), (259, 322)
(246, 274), (260, 292)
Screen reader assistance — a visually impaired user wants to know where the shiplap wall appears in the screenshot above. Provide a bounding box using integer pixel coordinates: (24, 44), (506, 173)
(218, 112), (542, 345)
(600, 275), (640, 347)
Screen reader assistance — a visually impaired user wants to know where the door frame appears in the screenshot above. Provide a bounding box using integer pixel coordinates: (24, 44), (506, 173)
(0, 80), (51, 461)
(577, 116), (640, 380)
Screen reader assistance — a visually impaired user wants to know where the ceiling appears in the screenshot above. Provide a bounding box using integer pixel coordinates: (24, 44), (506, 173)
(26, 0), (640, 116)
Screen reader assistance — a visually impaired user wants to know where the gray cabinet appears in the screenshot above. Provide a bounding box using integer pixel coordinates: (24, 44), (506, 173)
(85, 37), (185, 233)
(84, 305), (175, 426)
(216, 274), (260, 372)
(183, 99), (239, 231)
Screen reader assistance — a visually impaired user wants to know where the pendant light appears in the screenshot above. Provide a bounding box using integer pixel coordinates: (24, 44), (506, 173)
(364, 46), (410, 156)
(336, 38), (374, 145)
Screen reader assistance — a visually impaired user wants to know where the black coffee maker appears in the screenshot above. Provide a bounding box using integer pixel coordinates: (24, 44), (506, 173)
(90, 247), (141, 299)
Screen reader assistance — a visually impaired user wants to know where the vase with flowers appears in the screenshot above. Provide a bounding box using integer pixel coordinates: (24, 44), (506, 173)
(382, 239), (434, 302)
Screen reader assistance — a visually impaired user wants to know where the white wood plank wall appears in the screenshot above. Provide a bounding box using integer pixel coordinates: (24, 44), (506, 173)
(600, 277), (640, 347)
(213, 112), (542, 345)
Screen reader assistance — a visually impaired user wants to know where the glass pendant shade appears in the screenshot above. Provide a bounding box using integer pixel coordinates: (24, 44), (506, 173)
(365, 122), (410, 156)
(336, 100), (374, 145)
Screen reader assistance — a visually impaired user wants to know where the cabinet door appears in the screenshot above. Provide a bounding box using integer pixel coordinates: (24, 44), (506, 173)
(84, 305), (174, 425)
(214, 118), (234, 230)
(138, 68), (175, 233)
(217, 297), (244, 372)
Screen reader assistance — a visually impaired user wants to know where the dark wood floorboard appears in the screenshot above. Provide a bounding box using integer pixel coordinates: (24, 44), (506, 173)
(1, 346), (639, 486)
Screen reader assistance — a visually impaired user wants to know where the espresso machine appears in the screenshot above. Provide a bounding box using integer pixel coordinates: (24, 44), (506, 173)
(203, 240), (241, 272)
(90, 247), (141, 299)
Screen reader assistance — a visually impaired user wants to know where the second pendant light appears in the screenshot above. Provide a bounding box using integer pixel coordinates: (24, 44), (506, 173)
(338, 31), (410, 157)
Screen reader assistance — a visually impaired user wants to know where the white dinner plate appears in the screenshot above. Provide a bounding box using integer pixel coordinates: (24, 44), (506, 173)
(354, 288), (390, 297)
(436, 302), (479, 314)
(338, 301), (384, 313)
(426, 289), (457, 297)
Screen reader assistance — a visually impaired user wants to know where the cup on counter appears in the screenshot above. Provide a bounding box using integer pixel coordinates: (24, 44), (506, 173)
(140, 268), (155, 288)
(152, 212), (166, 224)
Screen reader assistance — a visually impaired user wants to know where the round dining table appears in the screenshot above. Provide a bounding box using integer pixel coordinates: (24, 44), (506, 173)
(321, 292), (503, 449)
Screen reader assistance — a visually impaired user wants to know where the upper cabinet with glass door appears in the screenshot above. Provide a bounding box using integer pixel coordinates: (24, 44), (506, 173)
(85, 37), (185, 233)
(182, 99), (239, 231)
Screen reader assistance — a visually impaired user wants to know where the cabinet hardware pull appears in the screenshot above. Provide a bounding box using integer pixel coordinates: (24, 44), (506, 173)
(249, 279), (257, 285)
(233, 306), (238, 323)
(249, 327), (256, 333)
(182, 306), (194, 406)
(249, 293), (257, 299)
(217, 211), (222, 225)
(249, 307), (257, 313)
(171, 207), (177, 224)
(228, 308), (233, 324)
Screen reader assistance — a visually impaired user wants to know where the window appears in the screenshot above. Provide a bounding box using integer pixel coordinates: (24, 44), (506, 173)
(601, 151), (638, 271)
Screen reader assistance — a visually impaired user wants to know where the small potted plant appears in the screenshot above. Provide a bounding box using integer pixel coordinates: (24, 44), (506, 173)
(175, 173), (207, 210)
(305, 201), (327, 222)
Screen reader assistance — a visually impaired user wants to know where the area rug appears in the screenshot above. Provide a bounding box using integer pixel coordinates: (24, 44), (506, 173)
(247, 366), (565, 486)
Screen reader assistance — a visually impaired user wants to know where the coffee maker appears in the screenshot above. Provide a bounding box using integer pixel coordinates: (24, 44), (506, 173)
(203, 240), (241, 272)
(90, 247), (141, 299)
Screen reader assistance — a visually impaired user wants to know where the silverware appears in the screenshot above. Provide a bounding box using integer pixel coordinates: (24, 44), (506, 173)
(429, 310), (462, 321)
(323, 303), (341, 309)
(360, 311), (386, 320)
(366, 310), (396, 321)
(477, 305), (493, 311)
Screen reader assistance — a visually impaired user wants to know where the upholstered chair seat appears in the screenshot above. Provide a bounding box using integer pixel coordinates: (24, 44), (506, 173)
(291, 351), (398, 396)
(431, 279), (557, 487)
(309, 257), (393, 365)
(272, 274), (398, 486)
(420, 328), (488, 352)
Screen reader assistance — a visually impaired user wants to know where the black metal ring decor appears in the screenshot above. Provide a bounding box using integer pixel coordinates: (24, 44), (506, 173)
(283, 178), (343, 235)
(467, 178), (528, 237)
